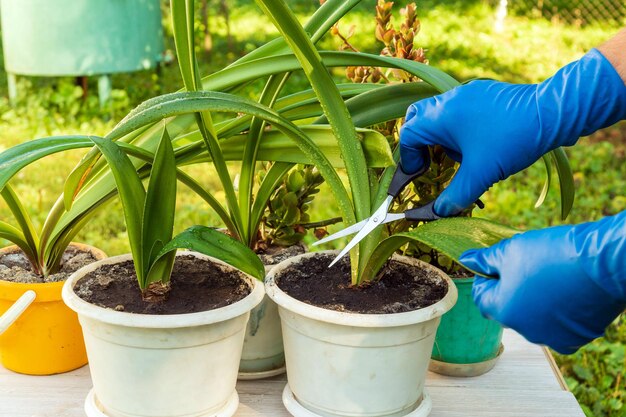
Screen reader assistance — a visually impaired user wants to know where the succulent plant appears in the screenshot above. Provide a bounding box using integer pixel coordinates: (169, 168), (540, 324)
(259, 165), (328, 248)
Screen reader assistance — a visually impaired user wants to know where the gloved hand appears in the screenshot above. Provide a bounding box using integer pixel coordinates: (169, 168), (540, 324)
(400, 49), (626, 216)
(460, 211), (626, 354)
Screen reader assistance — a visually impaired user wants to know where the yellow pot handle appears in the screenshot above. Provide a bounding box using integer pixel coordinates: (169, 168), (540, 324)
(0, 290), (36, 335)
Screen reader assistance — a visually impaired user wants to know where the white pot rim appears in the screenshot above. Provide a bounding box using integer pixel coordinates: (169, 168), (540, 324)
(62, 251), (264, 328)
(265, 251), (457, 328)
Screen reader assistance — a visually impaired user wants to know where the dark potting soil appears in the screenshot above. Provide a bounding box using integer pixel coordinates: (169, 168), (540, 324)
(450, 268), (474, 279)
(258, 242), (306, 267)
(74, 255), (251, 315)
(277, 253), (448, 314)
(0, 246), (98, 284)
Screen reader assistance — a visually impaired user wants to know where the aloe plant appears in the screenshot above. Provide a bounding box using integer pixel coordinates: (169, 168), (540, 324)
(89, 128), (265, 299)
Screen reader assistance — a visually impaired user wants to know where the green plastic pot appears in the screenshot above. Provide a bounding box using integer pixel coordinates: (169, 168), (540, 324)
(429, 277), (503, 377)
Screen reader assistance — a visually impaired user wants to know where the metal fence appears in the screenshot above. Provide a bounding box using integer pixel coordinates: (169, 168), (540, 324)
(501, 0), (626, 26)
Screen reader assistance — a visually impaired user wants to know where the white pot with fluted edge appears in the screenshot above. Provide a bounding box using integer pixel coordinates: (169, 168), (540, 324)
(62, 251), (264, 417)
(266, 251), (457, 417)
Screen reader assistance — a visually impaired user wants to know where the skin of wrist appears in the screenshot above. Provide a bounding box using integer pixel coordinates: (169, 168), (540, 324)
(597, 28), (626, 84)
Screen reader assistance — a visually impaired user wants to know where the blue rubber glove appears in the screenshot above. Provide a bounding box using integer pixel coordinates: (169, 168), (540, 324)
(460, 211), (626, 354)
(400, 49), (626, 216)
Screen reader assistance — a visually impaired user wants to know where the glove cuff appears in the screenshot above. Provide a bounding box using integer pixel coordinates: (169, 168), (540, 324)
(574, 210), (626, 302)
(537, 48), (626, 148)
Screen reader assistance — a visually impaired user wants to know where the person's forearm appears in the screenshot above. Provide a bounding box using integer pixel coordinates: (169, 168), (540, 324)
(598, 28), (626, 84)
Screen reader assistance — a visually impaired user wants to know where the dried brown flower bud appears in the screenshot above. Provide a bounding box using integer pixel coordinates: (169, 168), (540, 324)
(314, 228), (329, 240)
(346, 66), (356, 80)
(371, 69), (382, 83)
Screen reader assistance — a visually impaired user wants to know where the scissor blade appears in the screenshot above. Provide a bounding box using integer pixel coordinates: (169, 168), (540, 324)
(327, 196), (393, 268)
(382, 212), (406, 224)
(311, 219), (369, 246)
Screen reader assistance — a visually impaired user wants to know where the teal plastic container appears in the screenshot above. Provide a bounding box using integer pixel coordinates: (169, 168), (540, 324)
(0, 0), (164, 76)
(430, 277), (503, 376)
(0, 0), (164, 105)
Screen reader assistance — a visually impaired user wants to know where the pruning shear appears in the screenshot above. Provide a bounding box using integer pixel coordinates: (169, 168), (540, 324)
(313, 160), (483, 268)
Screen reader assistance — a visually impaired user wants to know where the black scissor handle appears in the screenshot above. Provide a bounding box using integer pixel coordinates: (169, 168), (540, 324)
(405, 198), (485, 222)
(388, 157), (431, 199)
(405, 200), (441, 222)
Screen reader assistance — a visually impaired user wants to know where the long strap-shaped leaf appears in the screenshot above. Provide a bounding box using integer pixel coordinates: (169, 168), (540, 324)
(106, 91), (353, 226)
(164, 84), (382, 167)
(64, 51), (454, 209)
(89, 137), (147, 285)
(63, 48), (455, 211)
(550, 148), (575, 220)
(316, 83), (441, 127)
(42, 146), (238, 269)
(119, 142), (238, 235)
(535, 155), (553, 210)
(0, 136), (93, 191)
(156, 226), (265, 281)
(361, 218), (519, 283)
(142, 129), (177, 281)
(63, 115), (193, 211)
(0, 221), (38, 270)
(202, 51), (458, 95)
(171, 0), (244, 237)
(234, 0), (362, 65)
(252, 0), (369, 282)
(1, 185), (39, 259)
(240, 74), (289, 246)
(176, 126), (394, 168)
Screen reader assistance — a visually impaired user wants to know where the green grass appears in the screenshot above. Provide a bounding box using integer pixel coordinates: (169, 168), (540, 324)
(0, 2), (623, 415)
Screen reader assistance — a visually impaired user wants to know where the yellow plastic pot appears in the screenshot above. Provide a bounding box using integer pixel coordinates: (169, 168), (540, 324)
(0, 243), (106, 375)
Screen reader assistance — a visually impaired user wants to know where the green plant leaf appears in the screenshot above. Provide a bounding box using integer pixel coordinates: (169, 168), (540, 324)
(171, 0), (201, 92)
(142, 128), (177, 276)
(240, 74), (289, 246)
(550, 148), (575, 220)
(235, 0), (362, 65)
(316, 83), (440, 128)
(535, 155), (552, 208)
(0, 221), (38, 268)
(0, 184), (39, 259)
(171, 0), (241, 239)
(250, 162), (294, 241)
(156, 226), (265, 281)
(89, 137), (147, 286)
(0, 136), (93, 192)
(203, 51), (458, 95)
(252, 0), (370, 282)
(63, 116), (192, 211)
(104, 91), (353, 235)
(361, 218), (519, 283)
(182, 125), (394, 168)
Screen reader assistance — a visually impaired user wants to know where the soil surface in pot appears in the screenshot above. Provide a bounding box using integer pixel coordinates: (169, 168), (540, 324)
(277, 254), (447, 314)
(0, 246), (98, 284)
(74, 255), (251, 314)
(258, 242), (306, 267)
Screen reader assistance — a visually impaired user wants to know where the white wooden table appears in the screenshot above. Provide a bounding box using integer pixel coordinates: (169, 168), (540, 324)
(0, 330), (584, 417)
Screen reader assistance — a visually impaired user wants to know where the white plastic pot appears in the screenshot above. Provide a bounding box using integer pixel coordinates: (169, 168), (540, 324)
(239, 265), (286, 379)
(62, 251), (264, 417)
(266, 251), (457, 417)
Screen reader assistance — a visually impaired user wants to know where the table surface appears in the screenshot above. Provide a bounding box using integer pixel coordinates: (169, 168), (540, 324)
(0, 330), (584, 417)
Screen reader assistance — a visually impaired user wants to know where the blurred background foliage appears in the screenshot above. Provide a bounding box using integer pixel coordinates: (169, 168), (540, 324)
(0, 1), (623, 415)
